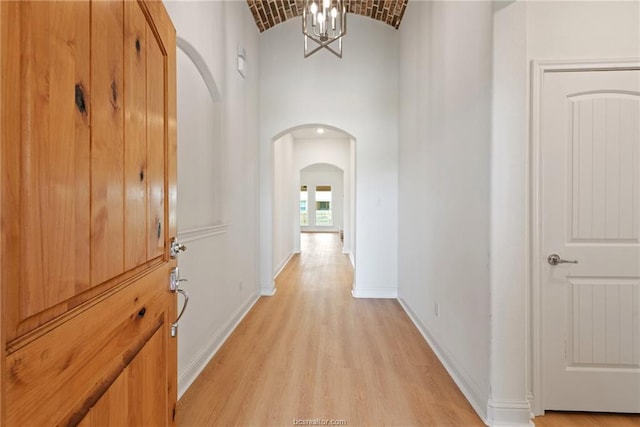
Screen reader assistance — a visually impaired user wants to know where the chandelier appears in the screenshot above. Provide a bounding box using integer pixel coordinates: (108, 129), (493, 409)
(302, 0), (347, 58)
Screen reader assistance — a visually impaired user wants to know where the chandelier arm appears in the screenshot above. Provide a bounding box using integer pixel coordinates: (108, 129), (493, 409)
(326, 48), (342, 59)
(304, 37), (342, 58)
(302, 6), (307, 33)
(304, 33), (325, 46)
(305, 34), (343, 50)
(304, 23), (344, 44)
(303, 19), (324, 39)
(318, 35), (343, 48)
(304, 44), (325, 58)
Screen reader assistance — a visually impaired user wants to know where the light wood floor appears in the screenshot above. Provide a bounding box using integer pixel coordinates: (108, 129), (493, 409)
(534, 411), (640, 427)
(178, 233), (640, 426)
(178, 233), (483, 426)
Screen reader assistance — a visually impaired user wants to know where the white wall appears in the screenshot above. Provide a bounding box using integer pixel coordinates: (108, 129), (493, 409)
(273, 133), (295, 276)
(397, 0), (493, 422)
(527, 1), (640, 60)
(259, 14), (398, 298)
(300, 164), (344, 232)
(164, 0), (261, 398)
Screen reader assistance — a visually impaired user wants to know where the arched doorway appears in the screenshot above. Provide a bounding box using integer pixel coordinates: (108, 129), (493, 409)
(269, 124), (356, 291)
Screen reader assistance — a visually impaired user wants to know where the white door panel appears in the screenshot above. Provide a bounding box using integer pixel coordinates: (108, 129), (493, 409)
(542, 69), (640, 412)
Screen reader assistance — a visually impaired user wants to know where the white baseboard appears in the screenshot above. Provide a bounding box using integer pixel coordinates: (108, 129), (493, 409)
(398, 298), (489, 425)
(487, 399), (534, 426)
(351, 287), (397, 298)
(178, 291), (260, 398)
(527, 392), (537, 418)
(342, 250), (354, 267)
(273, 252), (296, 280)
(260, 284), (277, 296)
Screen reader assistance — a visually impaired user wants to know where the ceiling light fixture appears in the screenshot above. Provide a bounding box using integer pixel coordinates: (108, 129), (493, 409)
(316, 128), (326, 134)
(302, 0), (346, 58)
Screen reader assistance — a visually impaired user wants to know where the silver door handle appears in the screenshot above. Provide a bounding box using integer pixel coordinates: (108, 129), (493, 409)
(171, 288), (189, 337)
(169, 267), (190, 337)
(547, 253), (578, 266)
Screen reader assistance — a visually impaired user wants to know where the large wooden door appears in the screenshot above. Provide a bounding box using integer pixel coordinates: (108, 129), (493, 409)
(0, 0), (178, 424)
(541, 68), (640, 412)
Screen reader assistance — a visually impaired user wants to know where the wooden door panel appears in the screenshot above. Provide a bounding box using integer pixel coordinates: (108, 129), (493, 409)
(124, 0), (149, 271)
(18, 0), (91, 322)
(90, 0), (125, 286)
(5, 264), (170, 426)
(147, 26), (166, 260)
(78, 373), (128, 427)
(126, 324), (167, 425)
(79, 324), (166, 427)
(2, 0), (174, 340)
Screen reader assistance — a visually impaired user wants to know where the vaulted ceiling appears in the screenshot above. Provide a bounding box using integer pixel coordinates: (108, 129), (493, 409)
(246, 0), (409, 33)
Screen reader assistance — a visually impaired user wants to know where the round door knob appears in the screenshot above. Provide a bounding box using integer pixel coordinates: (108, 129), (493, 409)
(170, 238), (187, 258)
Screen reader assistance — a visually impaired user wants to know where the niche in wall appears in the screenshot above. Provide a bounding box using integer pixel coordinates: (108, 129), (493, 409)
(176, 39), (223, 231)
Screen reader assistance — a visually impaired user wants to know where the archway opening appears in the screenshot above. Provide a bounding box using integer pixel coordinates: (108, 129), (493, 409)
(271, 124), (356, 282)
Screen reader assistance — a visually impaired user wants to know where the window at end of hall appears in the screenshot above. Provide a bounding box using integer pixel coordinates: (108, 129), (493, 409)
(300, 185), (308, 226)
(316, 185), (332, 226)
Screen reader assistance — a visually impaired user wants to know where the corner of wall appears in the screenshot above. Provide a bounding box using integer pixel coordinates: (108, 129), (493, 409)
(260, 284), (277, 296)
(351, 282), (397, 298)
(273, 252), (295, 280)
(486, 399), (534, 427)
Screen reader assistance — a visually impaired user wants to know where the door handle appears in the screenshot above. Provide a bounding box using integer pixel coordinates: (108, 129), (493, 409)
(171, 288), (189, 337)
(169, 267), (190, 337)
(547, 253), (578, 266)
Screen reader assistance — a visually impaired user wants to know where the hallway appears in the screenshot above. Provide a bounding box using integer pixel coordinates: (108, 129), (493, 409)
(177, 232), (483, 425)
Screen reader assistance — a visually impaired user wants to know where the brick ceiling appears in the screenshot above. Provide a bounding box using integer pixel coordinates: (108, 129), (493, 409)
(246, 0), (409, 33)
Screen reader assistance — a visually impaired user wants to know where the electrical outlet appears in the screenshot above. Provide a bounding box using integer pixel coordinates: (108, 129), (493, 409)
(434, 303), (440, 318)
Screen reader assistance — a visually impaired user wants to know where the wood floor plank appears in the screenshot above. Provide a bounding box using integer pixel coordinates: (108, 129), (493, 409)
(534, 412), (640, 427)
(177, 233), (640, 426)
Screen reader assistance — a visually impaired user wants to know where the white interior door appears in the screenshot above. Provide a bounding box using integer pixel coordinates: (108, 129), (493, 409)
(541, 67), (640, 412)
